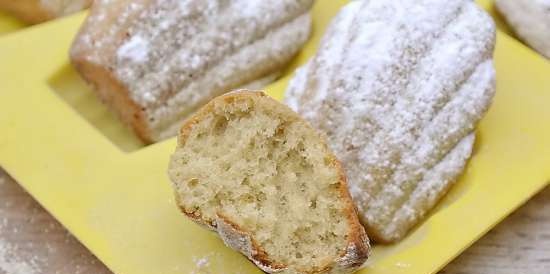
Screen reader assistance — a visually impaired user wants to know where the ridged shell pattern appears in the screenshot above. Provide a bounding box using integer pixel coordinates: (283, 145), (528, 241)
(74, 0), (313, 142)
(496, 0), (550, 59)
(285, 0), (496, 242)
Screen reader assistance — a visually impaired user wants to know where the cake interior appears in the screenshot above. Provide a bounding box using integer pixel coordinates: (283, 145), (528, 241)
(169, 95), (350, 269)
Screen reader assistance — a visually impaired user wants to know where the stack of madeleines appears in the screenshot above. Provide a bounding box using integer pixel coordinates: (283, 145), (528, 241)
(71, 0), (498, 273)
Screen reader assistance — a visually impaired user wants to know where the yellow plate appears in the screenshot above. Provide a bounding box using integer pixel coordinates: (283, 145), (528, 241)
(0, 1), (549, 274)
(0, 11), (25, 35)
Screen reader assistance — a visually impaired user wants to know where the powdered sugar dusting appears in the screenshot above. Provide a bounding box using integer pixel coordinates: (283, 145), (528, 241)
(119, 0), (310, 107)
(0, 169), (113, 274)
(535, 0), (550, 7)
(195, 257), (209, 268)
(286, 1), (360, 119)
(153, 11), (312, 141)
(73, 0), (314, 142)
(285, 0), (496, 241)
(71, 0), (146, 65)
(117, 35), (150, 63)
(0, 240), (39, 274)
(0, 177), (40, 274)
(496, 0), (550, 58)
(395, 261), (412, 269)
(190, 254), (211, 274)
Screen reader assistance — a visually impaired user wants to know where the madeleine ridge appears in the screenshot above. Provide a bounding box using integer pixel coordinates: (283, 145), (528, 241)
(70, 0), (313, 143)
(285, 0), (496, 243)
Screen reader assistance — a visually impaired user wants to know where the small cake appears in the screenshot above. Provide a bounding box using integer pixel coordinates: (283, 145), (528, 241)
(0, 0), (92, 24)
(168, 91), (370, 274)
(71, 0), (313, 143)
(496, 0), (550, 59)
(285, 0), (496, 243)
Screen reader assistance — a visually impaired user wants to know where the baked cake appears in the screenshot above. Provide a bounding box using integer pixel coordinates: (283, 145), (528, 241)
(496, 0), (550, 58)
(71, 0), (313, 143)
(168, 91), (370, 274)
(285, 0), (496, 243)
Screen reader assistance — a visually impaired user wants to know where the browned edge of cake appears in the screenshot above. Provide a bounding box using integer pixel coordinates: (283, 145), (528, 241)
(173, 90), (370, 274)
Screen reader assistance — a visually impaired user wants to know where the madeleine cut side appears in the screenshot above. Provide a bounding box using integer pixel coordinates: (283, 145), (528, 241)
(168, 91), (369, 274)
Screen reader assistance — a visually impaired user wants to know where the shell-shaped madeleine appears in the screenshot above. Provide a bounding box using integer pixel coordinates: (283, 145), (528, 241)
(285, 0), (496, 243)
(71, 0), (313, 142)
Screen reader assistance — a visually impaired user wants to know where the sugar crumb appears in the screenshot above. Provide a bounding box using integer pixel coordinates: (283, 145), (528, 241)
(117, 35), (150, 63)
(0, 240), (39, 274)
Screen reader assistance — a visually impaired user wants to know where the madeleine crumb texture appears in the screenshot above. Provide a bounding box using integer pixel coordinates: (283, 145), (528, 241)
(168, 91), (369, 274)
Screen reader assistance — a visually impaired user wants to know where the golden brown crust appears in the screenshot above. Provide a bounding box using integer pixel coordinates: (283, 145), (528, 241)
(71, 0), (317, 144)
(70, 53), (153, 143)
(0, 0), (53, 23)
(0, 0), (92, 24)
(331, 159), (371, 267)
(70, 0), (155, 143)
(174, 90), (370, 274)
(217, 213), (287, 272)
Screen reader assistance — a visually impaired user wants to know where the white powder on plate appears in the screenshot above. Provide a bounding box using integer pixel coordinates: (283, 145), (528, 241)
(191, 254), (212, 274)
(0, 240), (39, 274)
